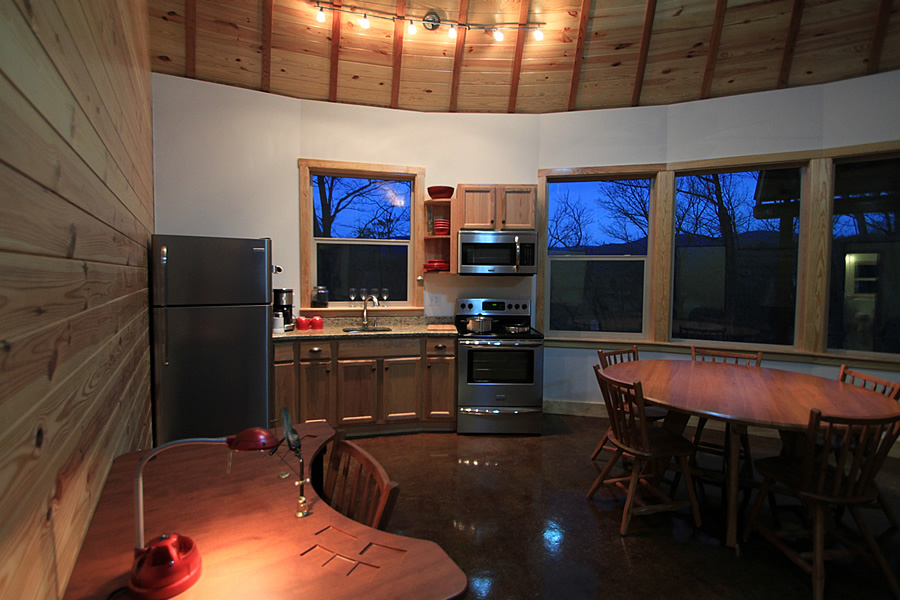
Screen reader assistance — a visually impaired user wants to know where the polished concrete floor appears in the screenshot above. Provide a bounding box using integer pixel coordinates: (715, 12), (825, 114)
(351, 414), (900, 600)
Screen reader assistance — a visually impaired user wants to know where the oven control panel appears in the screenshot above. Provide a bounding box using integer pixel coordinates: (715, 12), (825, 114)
(456, 298), (530, 317)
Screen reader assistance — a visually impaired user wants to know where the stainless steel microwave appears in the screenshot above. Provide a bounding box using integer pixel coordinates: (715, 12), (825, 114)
(458, 231), (538, 275)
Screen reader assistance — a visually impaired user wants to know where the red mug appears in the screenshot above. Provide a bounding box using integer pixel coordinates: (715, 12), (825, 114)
(310, 316), (324, 330)
(296, 316), (310, 330)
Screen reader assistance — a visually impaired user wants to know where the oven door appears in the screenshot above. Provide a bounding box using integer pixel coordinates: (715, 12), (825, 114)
(457, 339), (543, 407)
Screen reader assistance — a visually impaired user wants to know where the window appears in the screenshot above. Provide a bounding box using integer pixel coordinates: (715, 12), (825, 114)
(827, 157), (900, 354)
(546, 178), (652, 334)
(298, 160), (425, 309)
(671, 168), (800, 345)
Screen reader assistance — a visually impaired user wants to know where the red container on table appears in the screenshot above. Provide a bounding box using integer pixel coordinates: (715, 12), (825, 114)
(296, 316), (310, 330)
(310, 316), (324, 330)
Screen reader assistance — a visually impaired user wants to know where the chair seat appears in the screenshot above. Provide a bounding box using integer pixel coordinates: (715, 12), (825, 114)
(610, 425), (696, 459)
(755, 455), (879, 506)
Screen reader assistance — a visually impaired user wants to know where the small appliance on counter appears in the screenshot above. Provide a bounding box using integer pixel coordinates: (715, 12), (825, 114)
(455, 298), (544, 435)
(274, 288), (294, 331)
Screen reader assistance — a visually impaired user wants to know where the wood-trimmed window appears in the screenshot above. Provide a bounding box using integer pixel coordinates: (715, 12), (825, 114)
(298, 159), (425, 313)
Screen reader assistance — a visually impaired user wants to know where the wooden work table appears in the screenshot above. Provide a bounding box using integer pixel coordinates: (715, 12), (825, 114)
(63, 422), (467, 599)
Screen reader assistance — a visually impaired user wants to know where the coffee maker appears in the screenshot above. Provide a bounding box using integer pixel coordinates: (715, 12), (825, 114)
(273, 288), (294, 331)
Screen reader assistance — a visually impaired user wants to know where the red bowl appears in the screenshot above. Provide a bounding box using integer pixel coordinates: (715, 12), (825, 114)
(427, 186), (454, 199)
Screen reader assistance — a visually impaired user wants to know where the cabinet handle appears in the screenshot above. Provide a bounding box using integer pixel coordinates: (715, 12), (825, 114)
(435, 343), (446, 350)
(309, 347), (322, 354)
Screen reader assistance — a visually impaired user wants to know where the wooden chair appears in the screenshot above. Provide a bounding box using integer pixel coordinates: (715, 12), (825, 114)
(322, 432), (400, 530)
(591, 347), (667, 461)
(743, 408), (900, 600)
(587, 366), (703, 536)
(683, 347), (763, 496)
(836, 365), (900, 532)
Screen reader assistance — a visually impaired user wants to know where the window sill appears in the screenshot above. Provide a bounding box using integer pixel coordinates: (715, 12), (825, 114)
(299, 306), (424, 317)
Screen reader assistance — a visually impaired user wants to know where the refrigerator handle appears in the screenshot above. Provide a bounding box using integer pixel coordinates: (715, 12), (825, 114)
(160, 244), (169, 365)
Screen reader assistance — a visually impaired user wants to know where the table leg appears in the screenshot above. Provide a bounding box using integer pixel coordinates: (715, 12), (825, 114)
(726, 424), (745, 549)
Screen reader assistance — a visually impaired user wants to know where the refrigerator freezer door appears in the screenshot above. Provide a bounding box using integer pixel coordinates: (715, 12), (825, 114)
(152, 304), (272, 443)
(151, 235), (271, 307)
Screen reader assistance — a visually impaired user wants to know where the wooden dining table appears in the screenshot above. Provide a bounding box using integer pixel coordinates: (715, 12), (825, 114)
(63, 421), (467, 599)
(602, 359), (900, 549)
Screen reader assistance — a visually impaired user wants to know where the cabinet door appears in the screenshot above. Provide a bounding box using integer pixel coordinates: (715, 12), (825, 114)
(272, 362), (298, 427)
(336, 359), (378, 425)
(499, 186), (536, 229)
(299, 360), (334, 425)
(458, 185), (496, 229)
(425, 356), (456, 420)
(382, 357), (422, 422)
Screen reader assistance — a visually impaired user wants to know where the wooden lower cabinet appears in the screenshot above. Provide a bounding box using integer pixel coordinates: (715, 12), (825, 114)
(336, 359), (378, 425)
(425, 356), (456, 420)
(274, 335), (455, 435)
(299, 360), (335, 425)
(382, 357), (422, 422)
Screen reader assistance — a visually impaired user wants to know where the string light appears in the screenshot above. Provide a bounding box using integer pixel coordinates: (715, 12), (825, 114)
(310, 3), (544, 42)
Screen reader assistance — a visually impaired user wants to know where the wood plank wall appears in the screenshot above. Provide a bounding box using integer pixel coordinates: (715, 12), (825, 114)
(0, 1), (154, 598)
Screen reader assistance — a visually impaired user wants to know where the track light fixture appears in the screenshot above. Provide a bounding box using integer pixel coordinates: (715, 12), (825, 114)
(311, 3), (546, 42)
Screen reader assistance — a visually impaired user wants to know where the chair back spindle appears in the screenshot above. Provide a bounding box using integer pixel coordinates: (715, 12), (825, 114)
(597, 346), (639, 370)
(691, 346), (762, 367)
(801, 409), (900, 504)
(838, 365), (900, 400)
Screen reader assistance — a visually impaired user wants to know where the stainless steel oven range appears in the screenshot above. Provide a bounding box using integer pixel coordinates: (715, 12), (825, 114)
(455, 298), (544, 434)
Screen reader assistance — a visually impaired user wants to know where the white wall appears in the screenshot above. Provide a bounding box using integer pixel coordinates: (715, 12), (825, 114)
(152, 71), (900, 408)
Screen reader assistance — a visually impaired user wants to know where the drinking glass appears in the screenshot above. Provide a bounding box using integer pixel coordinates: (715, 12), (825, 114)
(359, 288), (368, 302)
(381, 288), (389, 307)
(348, 288), (357, 307)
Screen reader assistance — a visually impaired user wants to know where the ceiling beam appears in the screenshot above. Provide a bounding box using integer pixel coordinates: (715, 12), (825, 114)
(508, 0), (531, 113)
(391, 0), (407, 108)
(261, 0), (274, 92)
(449, 0), (470, 112)
(777, 0), (804, 88)
(566, 0), (592, 111)
(632, 0), (657, 106)
(328, 0), (343, 102)
(700, 0), (727, 99)
(867, 0), (892, 74)
(185, 0), (196, 78)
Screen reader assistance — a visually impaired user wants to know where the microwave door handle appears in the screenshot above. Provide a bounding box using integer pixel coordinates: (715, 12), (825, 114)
(515, 235), (520, 272)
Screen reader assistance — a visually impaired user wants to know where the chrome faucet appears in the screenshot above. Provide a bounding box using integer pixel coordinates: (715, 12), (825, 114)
(362, 294), (379, 328)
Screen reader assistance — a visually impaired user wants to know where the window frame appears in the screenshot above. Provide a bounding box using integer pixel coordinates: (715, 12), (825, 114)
(298, 159), (425, 313)
(538, 151), (900, 363)
(543, 174), (656, 339)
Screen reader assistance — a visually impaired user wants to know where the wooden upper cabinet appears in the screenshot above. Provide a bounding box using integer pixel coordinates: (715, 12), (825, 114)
(457, 184), (536, 230)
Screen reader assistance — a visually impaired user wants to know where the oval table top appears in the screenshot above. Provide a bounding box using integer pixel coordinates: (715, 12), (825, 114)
(603, 359), (900, 432)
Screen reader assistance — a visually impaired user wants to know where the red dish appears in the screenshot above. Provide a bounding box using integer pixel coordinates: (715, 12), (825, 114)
(427, 186), (454, 199)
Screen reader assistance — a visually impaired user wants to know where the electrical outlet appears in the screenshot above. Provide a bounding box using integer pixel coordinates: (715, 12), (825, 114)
(428, 294), (441, 306)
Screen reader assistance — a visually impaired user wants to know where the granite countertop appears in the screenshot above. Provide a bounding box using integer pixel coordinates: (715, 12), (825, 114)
(273, 317), (457, 341)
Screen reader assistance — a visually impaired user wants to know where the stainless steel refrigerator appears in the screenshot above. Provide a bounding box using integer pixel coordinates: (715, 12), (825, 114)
(150, 234), (273, 444)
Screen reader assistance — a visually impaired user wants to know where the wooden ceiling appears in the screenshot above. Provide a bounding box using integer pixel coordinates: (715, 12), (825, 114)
(148, 0), (900, 114)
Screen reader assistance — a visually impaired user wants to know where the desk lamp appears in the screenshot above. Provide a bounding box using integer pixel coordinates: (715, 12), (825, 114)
(128, 427), (280, 599)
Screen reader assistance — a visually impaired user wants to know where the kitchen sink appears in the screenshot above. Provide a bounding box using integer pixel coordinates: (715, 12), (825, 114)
(342, 326), (393, 333)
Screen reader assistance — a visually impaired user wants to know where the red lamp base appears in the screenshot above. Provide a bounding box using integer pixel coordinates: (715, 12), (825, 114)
(129, 533), (202, 600)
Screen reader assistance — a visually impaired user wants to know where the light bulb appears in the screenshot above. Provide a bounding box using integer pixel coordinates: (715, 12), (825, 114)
(493, 29), (504, 42)
(448, 25), (457, 39)
(533, 28), (543, 41)
(408, 20), (417, 35)
(316, 7), (326, 23)
(360, 14), (370, 29)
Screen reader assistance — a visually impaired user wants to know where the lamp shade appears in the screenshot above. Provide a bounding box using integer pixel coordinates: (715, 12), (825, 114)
(225, 427), (279, 451)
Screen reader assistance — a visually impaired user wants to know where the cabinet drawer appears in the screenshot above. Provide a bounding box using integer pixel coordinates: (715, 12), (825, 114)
(274, 343), (296, 363)
(338, 338), (421, 359)
(426, 338), (456, 357)
(299, 342), (332, 360)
